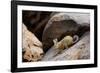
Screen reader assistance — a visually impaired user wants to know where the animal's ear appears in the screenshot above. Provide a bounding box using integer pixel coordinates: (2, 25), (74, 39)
(73, 35), (79, 44)
(53, 38), (58, 45)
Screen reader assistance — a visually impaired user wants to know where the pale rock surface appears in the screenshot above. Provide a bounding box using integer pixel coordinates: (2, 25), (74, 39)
(22, 24), (44, 62)
(42, 32), (90, 61)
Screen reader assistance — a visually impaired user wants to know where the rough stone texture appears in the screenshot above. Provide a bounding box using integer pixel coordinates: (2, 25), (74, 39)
(22, 12), (90, 62)
(22, 24), (44, 62)
(23, 11), (54, 41)
(42, 32), (90, 61)
(42, 13), (90, 53)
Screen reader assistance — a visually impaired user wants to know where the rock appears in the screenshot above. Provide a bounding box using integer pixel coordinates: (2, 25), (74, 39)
(42, 32), (90, 61)
(22, 24), (44, 62)
(22, 11), (53, 41)
(42, 13), (90, 53)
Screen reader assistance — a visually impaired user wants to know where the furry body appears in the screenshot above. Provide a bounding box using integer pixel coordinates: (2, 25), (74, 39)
(53, 35), (79, 52)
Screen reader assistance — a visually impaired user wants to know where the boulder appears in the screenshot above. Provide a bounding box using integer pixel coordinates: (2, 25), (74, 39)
(42, 13), (90, 53)
(42, 32), (90, 61)
(22, 24), (44, 62)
